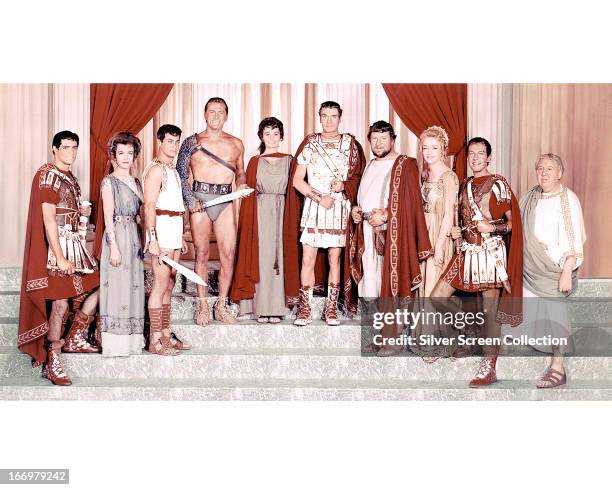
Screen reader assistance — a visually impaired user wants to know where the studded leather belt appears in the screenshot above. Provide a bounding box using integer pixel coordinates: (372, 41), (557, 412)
(192, 181), (231, 195)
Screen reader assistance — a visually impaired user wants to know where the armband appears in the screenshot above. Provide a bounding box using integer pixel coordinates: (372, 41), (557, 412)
(493, 222), (509, 235)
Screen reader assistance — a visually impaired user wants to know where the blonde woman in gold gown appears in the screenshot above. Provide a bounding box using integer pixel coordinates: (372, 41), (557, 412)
(412, 126), (459, 360)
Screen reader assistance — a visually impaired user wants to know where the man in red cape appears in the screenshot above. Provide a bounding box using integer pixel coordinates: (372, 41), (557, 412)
(433, 137), (523, 386)
(349, 121), (433, 356)
(19, 131), (100, 386)
(283, 101), (365, 325)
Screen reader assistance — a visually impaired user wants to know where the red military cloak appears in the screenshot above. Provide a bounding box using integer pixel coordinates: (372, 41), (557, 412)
(18, 164), (99, 365)
(282, 133), (365, 315)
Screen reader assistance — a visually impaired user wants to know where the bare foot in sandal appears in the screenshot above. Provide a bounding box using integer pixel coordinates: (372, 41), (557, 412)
(537, 365), (567, 388)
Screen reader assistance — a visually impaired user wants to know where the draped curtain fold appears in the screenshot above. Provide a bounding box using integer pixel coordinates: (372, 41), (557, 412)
(382, 83), (468, 181)
(89, 83), (174, 223)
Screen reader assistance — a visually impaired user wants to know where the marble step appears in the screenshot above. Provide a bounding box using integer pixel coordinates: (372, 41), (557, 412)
(3, 318), (612, 355)
(0, 319), (360, 349)
(0, 292), (356, 322)
(2, 346), (612, 381)
(2, 289), (610, 325)
(2, 376), (612, 401)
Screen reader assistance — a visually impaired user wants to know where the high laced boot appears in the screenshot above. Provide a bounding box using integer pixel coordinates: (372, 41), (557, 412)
(163, 303), (190, 350)
(195, 297), (210, 326)
(42, 340), (72, 386)
(468, 356), (498, 387)
(214, 297), (237, 324)
(324, 283), (341, 326)
(293, 286), (313, 326)
(147, 307), (179, 355)
(62, 310), (100, 353)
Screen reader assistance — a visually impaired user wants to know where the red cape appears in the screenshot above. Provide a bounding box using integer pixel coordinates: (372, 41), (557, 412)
(380, 156), (434, 297)
(18, 164), (99, 365)
(495, 176), (523, 326)
(282, 133), (365, 314)
(230, 152), (292, 303)
(359, 156), (432, 342)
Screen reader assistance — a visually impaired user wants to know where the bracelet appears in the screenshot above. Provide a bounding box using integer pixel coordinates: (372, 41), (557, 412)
(493, 222), (509, 235)
(147, 227), (157, 242)
(105, 230), (116, 245)
(310, 188), (323, 203)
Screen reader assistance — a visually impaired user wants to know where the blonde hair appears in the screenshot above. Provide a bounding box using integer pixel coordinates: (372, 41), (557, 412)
(418, 125), (449, 183)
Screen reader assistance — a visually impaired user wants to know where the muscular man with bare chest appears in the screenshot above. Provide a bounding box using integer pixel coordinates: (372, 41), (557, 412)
(176, 97), (247, 324)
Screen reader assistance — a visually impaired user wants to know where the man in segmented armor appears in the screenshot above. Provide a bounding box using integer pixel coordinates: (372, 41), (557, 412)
(432, 137), (523, 387)
(19, 131), (101, 386)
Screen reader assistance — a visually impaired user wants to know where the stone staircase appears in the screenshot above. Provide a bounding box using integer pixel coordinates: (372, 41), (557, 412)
(1, 265), (611, 400)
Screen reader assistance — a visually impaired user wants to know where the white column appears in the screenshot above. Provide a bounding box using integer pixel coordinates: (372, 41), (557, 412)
(0, 84), (50, 266)
(467, 83), (513, 181)
(52, 84), (90, 196)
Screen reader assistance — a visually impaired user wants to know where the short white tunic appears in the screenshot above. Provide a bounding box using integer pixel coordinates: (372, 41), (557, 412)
(143, 161), (185, 250)
(298, 134), (352, 248)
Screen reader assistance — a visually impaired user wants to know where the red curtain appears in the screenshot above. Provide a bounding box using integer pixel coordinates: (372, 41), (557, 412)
(382, 84), (468, 182)
(89, 83), (174, 222)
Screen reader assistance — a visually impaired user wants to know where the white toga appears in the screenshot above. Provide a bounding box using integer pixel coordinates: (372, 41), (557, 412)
(356, 158), (394, 297)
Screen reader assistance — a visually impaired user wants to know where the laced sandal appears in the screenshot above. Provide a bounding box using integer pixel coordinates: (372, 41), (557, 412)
(147, 307), (179, 355)
(257, 317), (270, 324)
(214, 297), (237, 324)
(324, 283), (341, 326)
(195, 297), (211, 326)
(469, 357), (498, 387)
(163, 304), (190, 350)
(268, 317), (282, 324)
(62, 310), (100, 353)
(536, 367), (567, 388)
(42, 340), (72, 386)
(293, 286), (313, 326)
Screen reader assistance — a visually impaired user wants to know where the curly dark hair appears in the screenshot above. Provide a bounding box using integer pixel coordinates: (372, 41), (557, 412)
(257, 117), (284, 154)
(107, 131), (142, 161)
(367, 120), (396, 141)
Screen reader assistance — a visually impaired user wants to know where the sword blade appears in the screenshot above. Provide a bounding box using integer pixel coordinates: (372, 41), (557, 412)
(203, 188), (254, 208)
(160, 255), (208, 286)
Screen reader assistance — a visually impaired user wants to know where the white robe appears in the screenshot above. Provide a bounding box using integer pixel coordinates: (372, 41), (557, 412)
(507, 186), (586, 353)
(531, 186), (586, 270)
(356, 158), (394, 297)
